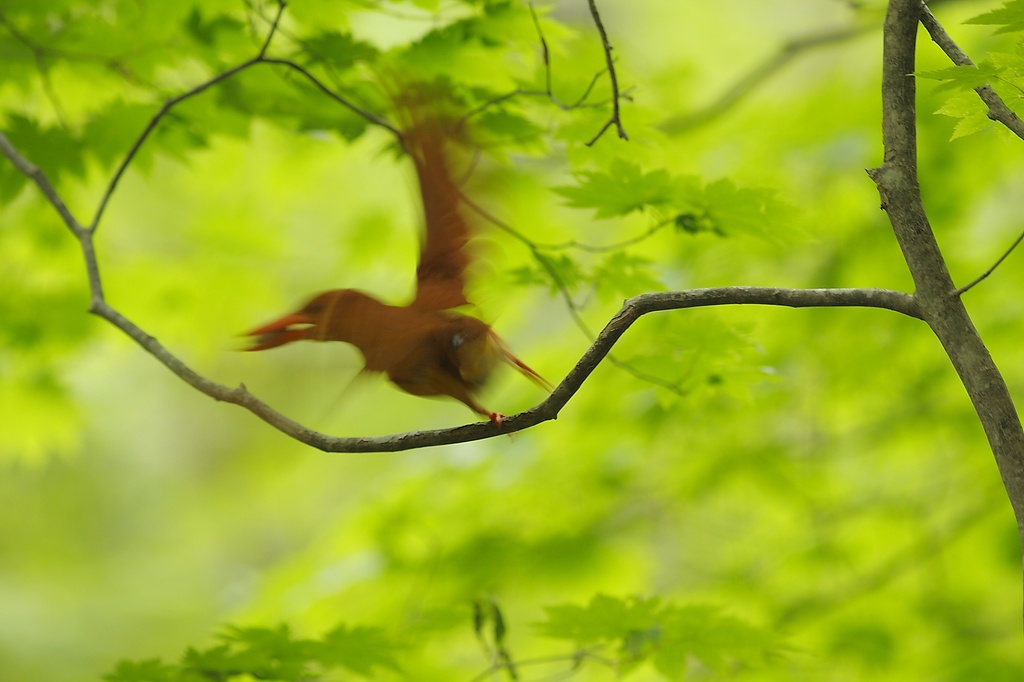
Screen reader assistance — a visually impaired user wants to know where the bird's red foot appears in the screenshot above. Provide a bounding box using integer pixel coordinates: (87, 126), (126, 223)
(488, 412), (506, 427)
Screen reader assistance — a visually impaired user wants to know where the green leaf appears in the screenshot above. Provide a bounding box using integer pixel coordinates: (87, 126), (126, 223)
(216, 69), (371, 140)
(316, 624), (402, 676)
(591, 252), (663, 301)
(951, 111), (994, 139)
(3, 115), (85, 184)
(102, 658), (177, 682)
(518, 253), (585, 295)
(554, 159), (674, 218)
(534, 594), (662, 644)
(184, 7), (244, 47)
(303, 31), (379, 71)
(700, 178), (794, 238)
(673, 211), (722, 236)
(935, 90), (993, 139)
(656, 605), (778, 674)
(476, 108), (545, 147)
(83, 101), (158, 169)
(965, 0), (1024, 34)
(917, 64), (1001, 91)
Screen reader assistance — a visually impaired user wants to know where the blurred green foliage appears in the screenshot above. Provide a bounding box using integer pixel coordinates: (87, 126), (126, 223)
(2, 0), (1024, 680)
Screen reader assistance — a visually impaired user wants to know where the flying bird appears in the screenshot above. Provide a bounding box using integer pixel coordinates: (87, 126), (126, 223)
(243, 103), (551, 426)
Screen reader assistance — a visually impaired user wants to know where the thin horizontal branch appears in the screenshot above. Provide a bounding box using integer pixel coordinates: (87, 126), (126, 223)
(957, 227), (1024, 295)
(92, 288), (919, 453)
(919, 3), (1024, 142)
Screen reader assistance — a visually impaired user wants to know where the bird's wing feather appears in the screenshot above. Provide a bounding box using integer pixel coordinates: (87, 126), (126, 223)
(403, 114), (472, 312)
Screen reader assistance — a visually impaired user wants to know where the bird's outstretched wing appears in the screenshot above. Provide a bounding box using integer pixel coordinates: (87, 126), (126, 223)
(399, 101), (473, 312)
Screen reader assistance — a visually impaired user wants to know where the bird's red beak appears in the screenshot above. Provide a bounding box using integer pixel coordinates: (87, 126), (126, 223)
(242, 312), (316, 351)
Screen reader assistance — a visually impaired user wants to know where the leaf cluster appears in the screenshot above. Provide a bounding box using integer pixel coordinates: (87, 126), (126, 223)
(105, 624), (401, 682)
(535, 594), (779, 678)
(919, 0), (1024, 139)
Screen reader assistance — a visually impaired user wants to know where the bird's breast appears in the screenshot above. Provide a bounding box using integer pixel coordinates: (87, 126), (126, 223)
(448, 319), (502, 387)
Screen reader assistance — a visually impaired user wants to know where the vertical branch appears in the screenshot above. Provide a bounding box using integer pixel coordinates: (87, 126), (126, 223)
(867, 0), (1024, 583)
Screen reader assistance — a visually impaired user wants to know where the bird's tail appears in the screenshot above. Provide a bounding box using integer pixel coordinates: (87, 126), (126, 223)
(493, 333), (553, 392)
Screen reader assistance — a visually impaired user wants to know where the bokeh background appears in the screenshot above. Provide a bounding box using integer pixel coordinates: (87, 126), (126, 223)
(2, 0), (1024, 679)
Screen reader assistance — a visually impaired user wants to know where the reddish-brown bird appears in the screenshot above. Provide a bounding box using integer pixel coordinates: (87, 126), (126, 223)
(243, 111), (551, 425)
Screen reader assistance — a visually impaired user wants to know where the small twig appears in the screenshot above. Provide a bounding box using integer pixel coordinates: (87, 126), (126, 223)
(585, 0), (628, 145)
(89, 1), (289, 233)
(466, 646), (611, 682)
(458, 192), (688, 394)
(918, 2), (1024, 142)
(529, 2), (552, 97)
(957, 228), (1024, 295)
(570, 66), (610, 109)
(90, 56), (265, 233)
(260, 58), (398, 135)
(89, 3), (399, 234)
(532, 217), (673, 253)
(453, 4), (618, 132)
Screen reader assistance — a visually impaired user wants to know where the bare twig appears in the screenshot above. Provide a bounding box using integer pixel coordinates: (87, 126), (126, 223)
(87, 3), (399, 234)
(453, 4), (622, 132)
(458, 192), (690, 394)
(919, 3), (1024, 142)
(467, 646), (613, 682)
(528, 2), (609, 111)
(957, 228), (1024, 295)
(260, 57), (398, 133)
(531, 217), (674, 253)
(530, 2), (552, 97)
(89, 2), (288, 233)
(585, 0), (628, 145)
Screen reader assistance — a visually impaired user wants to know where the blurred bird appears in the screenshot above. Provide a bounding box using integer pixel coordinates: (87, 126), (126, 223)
(243, 99), (551, 425)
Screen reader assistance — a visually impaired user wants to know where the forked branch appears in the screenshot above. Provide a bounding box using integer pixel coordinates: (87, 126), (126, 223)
(918, 3), (1024, 142)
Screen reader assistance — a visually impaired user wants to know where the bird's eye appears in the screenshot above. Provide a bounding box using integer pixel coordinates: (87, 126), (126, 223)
(452, 333), (464, 348)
